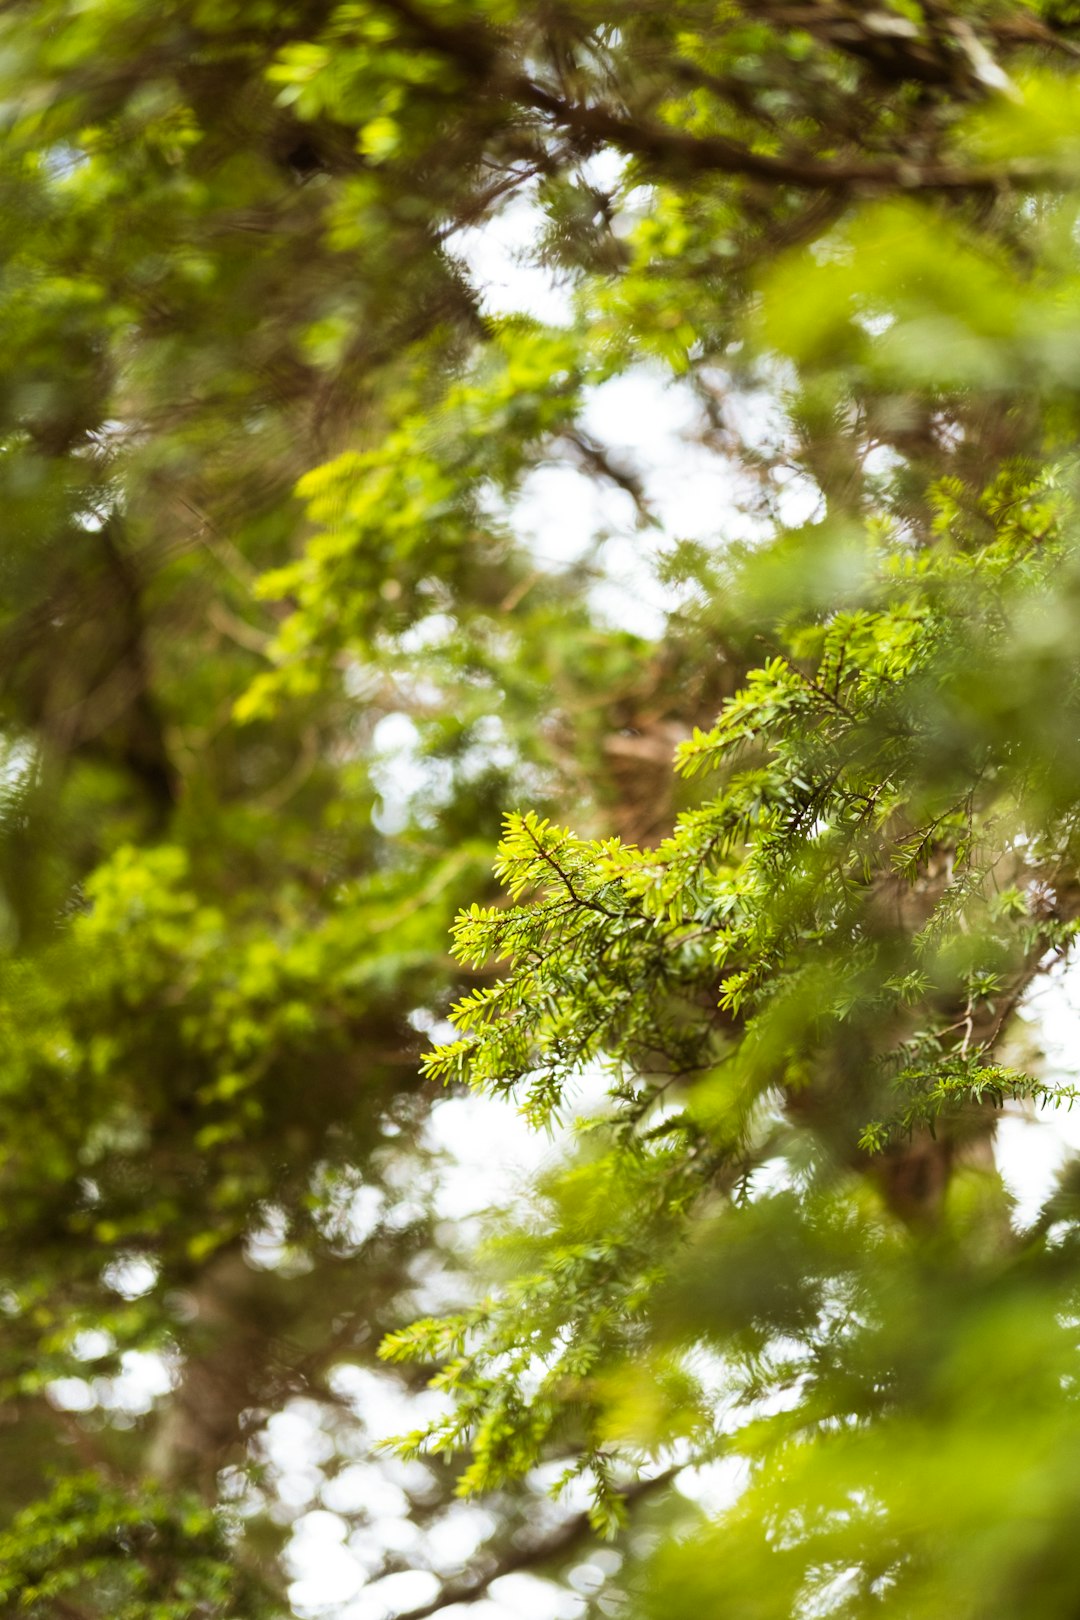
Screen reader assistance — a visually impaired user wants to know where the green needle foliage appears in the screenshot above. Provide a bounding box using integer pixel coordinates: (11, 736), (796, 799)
(3, 1), (1080, 1617)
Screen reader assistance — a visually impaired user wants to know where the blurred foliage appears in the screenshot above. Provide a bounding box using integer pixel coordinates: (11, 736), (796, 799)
(3, 1), (1080, 1618)
(0, 1475), (268, 1620)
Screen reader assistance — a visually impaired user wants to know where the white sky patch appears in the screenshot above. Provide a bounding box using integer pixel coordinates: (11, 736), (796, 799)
(71, 1327), (115, 1361)
(246, 1203), (315, 1274)
(996, 959), (1080, 1226)
(321, 1466), (411, 1520)
(326, 1363), (449, 1439)
(447, 150), (624, 330)
(509, 364), (760, 638)
(46, 1348), (177, 1418)
(676, 1453), (752, 1516)
(340, 1571), (442, 1620)
(425, 1090), (558, 1221)
(489, 1576), (585, 1620)
(0, 737), (34, 793)
(449, 195), (575, 327)
(426, 1057), (615, 1220)
(580, 367), (741, 539)
(418, 1504), (498, 1569)
(288, 1515), (366, 1610)
(101, 1252), (158, 1299)
(512, 461), (632, 567)
(370, 711), (451, 834)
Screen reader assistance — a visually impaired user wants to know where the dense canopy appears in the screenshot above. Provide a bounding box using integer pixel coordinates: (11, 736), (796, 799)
(4, 2), (1080, 1617)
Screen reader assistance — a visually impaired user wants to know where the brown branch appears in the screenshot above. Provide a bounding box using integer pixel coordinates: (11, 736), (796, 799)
(51, 1599), (94, 1620)
(987, 14), (1080, 59)
(510, 76), (1058, 196)
(523, 819), (621, 919)
(378, 0), (1049, 197)
(390, 1468), (679, 1620)
(558, 428), (657, 527)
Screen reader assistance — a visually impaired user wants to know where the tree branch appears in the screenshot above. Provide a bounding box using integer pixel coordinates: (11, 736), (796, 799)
(391, 1468), (679, 1620)
(514, 77), (1051, 195)
(378, 0), (1051, 197)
